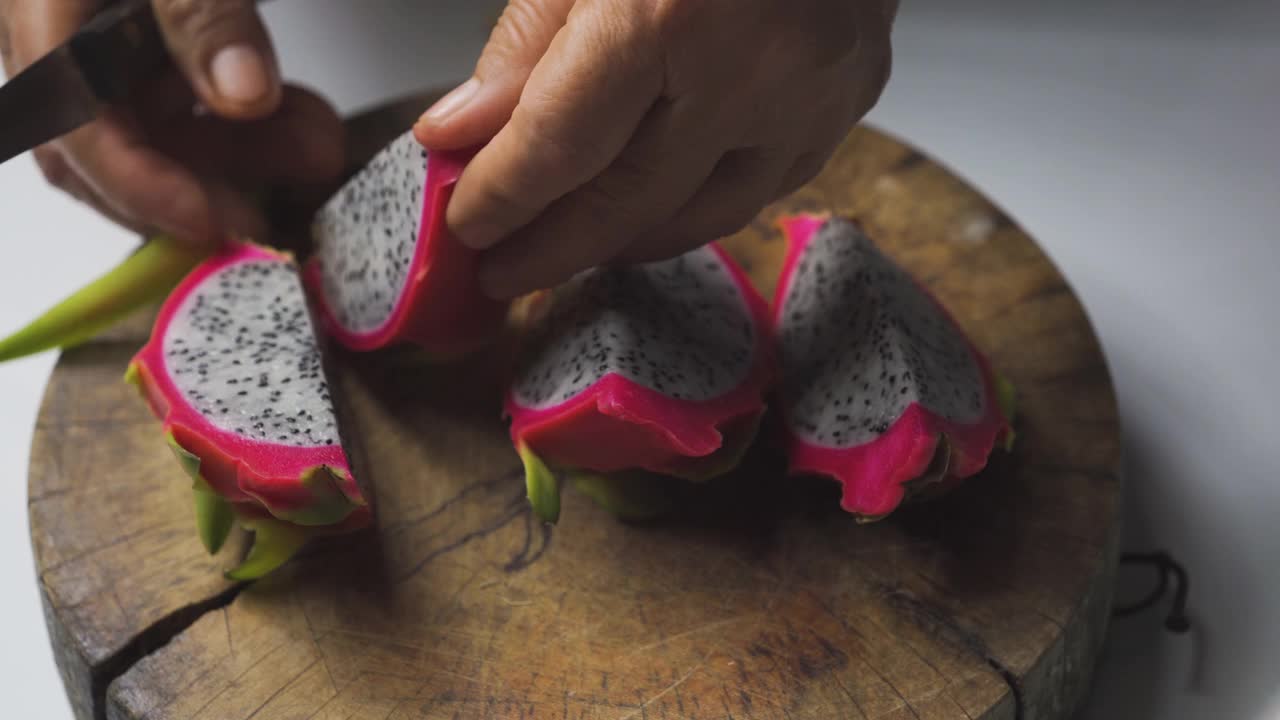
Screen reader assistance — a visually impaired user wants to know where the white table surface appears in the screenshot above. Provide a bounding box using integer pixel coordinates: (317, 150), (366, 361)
(1, 1), (1276, 718)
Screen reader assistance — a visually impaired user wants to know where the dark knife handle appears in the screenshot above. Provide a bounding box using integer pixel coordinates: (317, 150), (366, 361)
(67, 0), (168, 103)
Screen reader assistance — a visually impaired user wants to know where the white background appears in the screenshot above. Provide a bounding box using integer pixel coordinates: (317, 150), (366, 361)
(1, 1), (1276, 718)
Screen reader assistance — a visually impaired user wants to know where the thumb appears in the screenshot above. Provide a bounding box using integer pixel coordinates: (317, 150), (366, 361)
(152, 0), (281, 119)
(414, 0), (575, 150)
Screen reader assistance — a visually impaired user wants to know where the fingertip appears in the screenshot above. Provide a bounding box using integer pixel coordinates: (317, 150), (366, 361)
(415, 78), (483, 145)
(205, 44), (282, 119)
(152, 0), (282, 120)
(210, 45), (271, 103)
(446, 176), (511, 250)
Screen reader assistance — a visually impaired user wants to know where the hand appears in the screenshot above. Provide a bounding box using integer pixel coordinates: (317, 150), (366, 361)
(0, 0), (345, 246)
(416, 0), (896, 299)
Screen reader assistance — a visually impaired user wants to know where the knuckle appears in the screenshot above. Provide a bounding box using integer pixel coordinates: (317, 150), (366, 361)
(157, 0), (206, 31)
(577, 181), (646, 232)
(645, 0), (692, 39)
(766, 1), (880, 72)
(514, 105), (614, 184)
(599, 0), (685, 74)
(473, 172), (543, 222)
(579, 157), (666, 232)
(595, 154), (656, 204)
(156, 0), (249, 43)
(479, 0), (562, 74)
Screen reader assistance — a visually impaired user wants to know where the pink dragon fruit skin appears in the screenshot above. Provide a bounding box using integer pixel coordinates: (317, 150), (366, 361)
(505, 243), (774, 521)
(305, 132), (508, 359)
(127, 242), (368, 578)
(773, 214), (1014, 520)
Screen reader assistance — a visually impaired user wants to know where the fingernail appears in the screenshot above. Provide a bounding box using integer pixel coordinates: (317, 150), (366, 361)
(419, 78), (481, 126)
(210, 45), (272, 104)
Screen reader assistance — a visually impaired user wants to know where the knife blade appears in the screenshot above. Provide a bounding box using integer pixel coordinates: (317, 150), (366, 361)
(0, 0), (166, 166)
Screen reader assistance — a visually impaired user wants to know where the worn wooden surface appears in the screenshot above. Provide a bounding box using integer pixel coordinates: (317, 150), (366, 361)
(30, 92), (1122, 720)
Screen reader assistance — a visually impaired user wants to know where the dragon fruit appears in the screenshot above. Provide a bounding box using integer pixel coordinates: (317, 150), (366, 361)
(127, 242), (368, 579)
(773, 214), (1015, 520)
(505, 244), (773, 522)
(306, 131), (507, 358)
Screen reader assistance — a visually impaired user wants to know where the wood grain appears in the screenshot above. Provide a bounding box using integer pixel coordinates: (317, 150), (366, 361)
(29, 93), (1122, 720)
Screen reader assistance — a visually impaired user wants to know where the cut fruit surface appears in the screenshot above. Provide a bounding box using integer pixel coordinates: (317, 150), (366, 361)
(128, 242), (369, 576)
(773, 214), (1013, 519)
(506, 243), (774, 519)
(308, 131), (507, 357)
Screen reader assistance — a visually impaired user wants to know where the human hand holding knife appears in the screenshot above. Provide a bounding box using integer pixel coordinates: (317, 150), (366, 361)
(0, 0), (343, 246)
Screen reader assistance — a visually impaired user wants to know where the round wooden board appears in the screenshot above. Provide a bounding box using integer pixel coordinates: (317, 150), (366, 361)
(30, 92), (1121, 720)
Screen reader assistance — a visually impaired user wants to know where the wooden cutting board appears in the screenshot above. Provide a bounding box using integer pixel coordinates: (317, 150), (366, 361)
(29, 92), (1121, 720)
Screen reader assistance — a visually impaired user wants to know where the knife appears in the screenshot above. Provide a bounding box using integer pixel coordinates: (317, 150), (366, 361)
(0, 0), (167, 166)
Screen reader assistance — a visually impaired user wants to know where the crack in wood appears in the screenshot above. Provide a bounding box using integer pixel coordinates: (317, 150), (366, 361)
(41, 522), (172, 576)
(393, 489), (530, 584)
(880, 587), (1025, 720)
(503, 508), (553, 574)
(986, 659), (1024, 720)
(830, 673), (871, 720)
(300, 607), (339, 695)
(383, 469), (521, 536)
(244, 657), (321, 720)
(92, 582), (244, 720)
(608, 662), (707, 720)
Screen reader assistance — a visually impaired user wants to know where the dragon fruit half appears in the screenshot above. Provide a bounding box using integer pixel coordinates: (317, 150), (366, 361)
(505, 243), (773, 522)
(306, 131), (507, 358)
(773, 215), (1015, 520)
(127, 242), (368, 579)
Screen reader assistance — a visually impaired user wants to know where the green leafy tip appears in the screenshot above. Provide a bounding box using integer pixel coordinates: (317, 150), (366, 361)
(995, 374), (1018, 452)
(123, 362), (141, 388)
(194, 488), (235, 555)
(165, 433), (233, 554)
(272, 466), (364, 527)
(165, 433), (204, 485)
(0, 236), (204, 362)
(225, 518), (310, 582)
(519, 444), (561, 524)
(571, 472), (674, 521)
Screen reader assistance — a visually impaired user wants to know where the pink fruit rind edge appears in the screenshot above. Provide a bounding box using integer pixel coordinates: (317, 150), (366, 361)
(774, 213), (1013, 518)
(127, 242), (367, 526)
(303, 146), (503, 357)
(505, 243), (775, 475)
